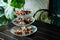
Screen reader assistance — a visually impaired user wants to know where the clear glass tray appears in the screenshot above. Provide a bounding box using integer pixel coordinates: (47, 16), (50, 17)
(10, 25), (37, 37)
(12, 17), (35, 26)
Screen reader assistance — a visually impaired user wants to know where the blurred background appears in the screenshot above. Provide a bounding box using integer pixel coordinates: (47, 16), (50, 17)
(0, 0), (60, 26)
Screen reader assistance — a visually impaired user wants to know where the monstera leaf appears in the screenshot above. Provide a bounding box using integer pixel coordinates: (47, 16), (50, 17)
(0, 15), (8, 27)
(0, 6), (17, 27)
(5, 6), (17, 20)
(0, 0), (25, 27)
(0, 12), (4, 17)
(0, 6), (4, 17)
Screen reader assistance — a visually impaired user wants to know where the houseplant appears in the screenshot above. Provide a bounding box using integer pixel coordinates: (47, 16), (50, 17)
(0, 0), (25, 27)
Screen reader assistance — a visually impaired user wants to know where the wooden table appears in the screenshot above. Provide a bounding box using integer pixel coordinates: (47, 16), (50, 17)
(0, 20), (60, 40)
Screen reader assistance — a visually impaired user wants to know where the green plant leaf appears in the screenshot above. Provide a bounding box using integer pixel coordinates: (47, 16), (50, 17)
(3, 0), (8, 3)
(5, 6), (17, 20)
(10, 0), (25, 8)
(0, 6), (4, 17)
(0, 15), (8, 27)
(0, 11), (4, 17)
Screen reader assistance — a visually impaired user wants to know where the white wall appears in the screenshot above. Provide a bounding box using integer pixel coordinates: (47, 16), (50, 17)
(24, 0), (49, 15)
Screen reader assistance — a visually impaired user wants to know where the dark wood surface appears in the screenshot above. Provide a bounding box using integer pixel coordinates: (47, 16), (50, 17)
(0, 20), (60, 40)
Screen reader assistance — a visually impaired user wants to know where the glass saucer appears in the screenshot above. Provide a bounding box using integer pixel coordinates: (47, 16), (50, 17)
(10, 25), (37, 37)
(12, 17), (35, 26)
